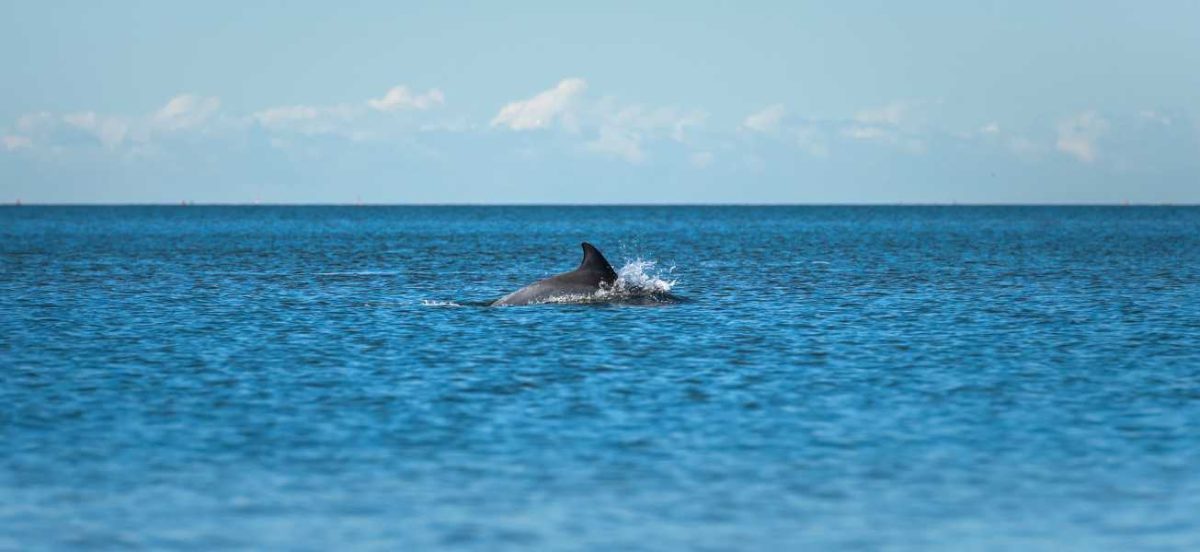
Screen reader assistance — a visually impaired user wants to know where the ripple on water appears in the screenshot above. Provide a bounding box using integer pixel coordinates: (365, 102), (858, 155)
(2, 206), (1200, 550)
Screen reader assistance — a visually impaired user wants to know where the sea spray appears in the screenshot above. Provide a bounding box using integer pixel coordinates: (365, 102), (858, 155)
(612, 258), (676, 294)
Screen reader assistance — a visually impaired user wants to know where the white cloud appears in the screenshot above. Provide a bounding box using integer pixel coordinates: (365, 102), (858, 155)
(585, 127), (644, 163)
(961, 121), (1049, 159)
(16, 112), (56, 134)
(842, 126), (888, 141)
(154, 94), (221, 131)
(252, 85), (446, 138)
(600, 103), (706, 141)
(668, 110), (706, 142)
(254, 105), (322, 126)
(9, 93), (222, 152)
(367, 86), (445, 112)
(854, 101), (909, 126)
(1056, 111), (1109, 163)
(741, 105), (829, 156)
(742, 104), (786, 133)
(841, 101), (929, 154)
(2, 135), (32, 151)
(63, 112), (131, 148)
(490, 78), (705, 164)
(248, 85), (449, 141)
(491, 78), (587, 130)
(585, 105), (706, 163)
(841, 124), (924, 153)
(252, 104), (374, 140)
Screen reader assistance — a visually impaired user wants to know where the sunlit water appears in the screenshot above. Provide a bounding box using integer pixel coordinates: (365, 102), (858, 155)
(2, 206), (1199, 550)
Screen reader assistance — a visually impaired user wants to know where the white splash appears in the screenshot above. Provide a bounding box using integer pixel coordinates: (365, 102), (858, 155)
(611, 258), (676, 294)
(420, 299), (463, 307)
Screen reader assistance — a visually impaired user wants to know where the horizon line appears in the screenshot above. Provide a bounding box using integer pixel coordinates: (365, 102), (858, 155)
(2, 202), (1196, 208)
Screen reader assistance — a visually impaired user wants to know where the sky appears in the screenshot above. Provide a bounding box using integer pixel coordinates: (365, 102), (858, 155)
(1, 0), (1198, 204)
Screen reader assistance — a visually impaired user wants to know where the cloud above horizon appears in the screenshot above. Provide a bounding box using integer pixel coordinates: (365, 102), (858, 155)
(490, 78), (587, 131)
(741, 104), (786, 134)
(0, 84), (458, 155)
(1, 94), (225, 152)
(1056, 111), (1109, 163)
(367, 86), (445, 112)
(251, 85), (448, 142)
(0, 79), (1192, 184)
(490, 78), (707, 163)
(739, 100), (933, 157)
(154, 94), (222, 131)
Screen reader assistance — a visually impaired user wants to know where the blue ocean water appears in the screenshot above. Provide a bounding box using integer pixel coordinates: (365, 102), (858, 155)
(2, 206), (1199, 550)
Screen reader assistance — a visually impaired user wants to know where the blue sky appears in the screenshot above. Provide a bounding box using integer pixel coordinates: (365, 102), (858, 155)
(2, 1), (1198, 203)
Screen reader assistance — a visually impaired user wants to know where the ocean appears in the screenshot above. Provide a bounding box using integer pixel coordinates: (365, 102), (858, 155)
(2, 205), (1199, 550)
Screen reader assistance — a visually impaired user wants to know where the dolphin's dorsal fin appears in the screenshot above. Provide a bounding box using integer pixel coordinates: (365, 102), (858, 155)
(578, 242), (618, 283)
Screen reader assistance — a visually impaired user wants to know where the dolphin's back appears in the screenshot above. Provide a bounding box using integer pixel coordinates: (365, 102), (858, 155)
(491, 276), (601, 306)
(492, 242), (618, 306)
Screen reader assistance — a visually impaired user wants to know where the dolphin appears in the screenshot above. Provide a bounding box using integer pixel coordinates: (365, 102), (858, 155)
(492, 242), (618, 306)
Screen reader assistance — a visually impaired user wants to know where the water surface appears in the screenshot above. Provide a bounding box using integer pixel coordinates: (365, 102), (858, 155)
(2, 206), (1199, 550)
